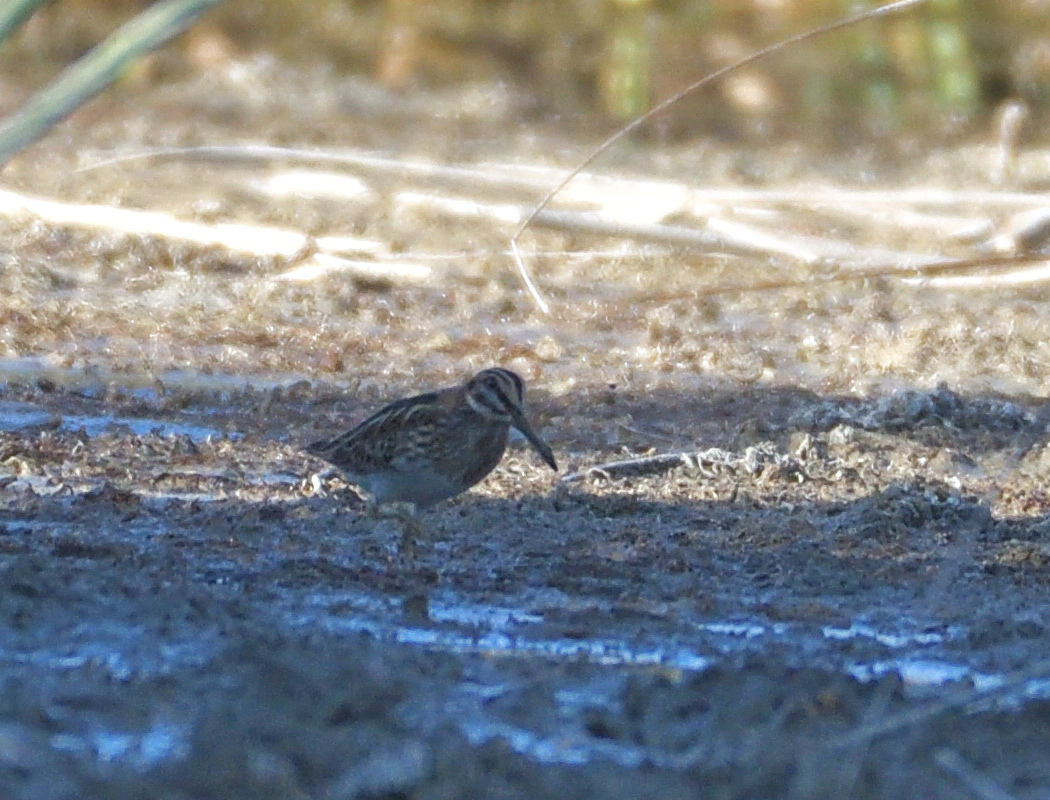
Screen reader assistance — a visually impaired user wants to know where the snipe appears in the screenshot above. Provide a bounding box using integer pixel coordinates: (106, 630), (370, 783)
(306, 368), (557, 513)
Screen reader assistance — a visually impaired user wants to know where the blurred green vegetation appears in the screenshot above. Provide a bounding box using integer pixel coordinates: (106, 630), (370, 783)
(1, 0), (1048, 143)
(0, 0), (223, 164)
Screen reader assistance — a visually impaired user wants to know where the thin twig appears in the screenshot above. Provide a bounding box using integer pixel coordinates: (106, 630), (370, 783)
(698, 253), (1050, 297)
(559, 453), (694, 484)
(272, 254), (431, 284)
(80, 144), (560, 194)
(509, 0), (930, 313)
(559, 448), (748, 484)
(395, 190), (949, 268)
(80, 146), (1050, 210)
(835, 657), (1050, 749)
(0, 188), (310, 256)
(934, 749), (1020, 800)
(535, 209), (821, 262)
(910, 260), (1050, 289)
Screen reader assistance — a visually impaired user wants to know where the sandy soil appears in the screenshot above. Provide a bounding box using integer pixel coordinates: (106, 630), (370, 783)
(2, 57), (1050, 799)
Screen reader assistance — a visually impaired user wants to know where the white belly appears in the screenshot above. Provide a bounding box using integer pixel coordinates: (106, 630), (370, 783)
(351, 469), (464, 507)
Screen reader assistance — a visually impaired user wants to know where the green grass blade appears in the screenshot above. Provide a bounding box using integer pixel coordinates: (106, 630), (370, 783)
(0, 0), (225, 166)
(0, 0), (50, 43)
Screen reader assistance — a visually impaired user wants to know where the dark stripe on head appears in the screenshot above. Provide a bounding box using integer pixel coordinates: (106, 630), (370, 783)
(482, 368), (523, 404)
(467, 368), (525, 420)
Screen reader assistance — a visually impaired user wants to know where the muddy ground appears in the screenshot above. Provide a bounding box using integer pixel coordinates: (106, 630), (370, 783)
(2, 55), (1050, 799)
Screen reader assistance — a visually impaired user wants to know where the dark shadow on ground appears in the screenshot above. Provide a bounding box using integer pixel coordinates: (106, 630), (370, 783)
(3, 379), (1050, 798)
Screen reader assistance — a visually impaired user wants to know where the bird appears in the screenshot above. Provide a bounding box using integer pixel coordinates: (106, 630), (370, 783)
(305, 368), (557, 519)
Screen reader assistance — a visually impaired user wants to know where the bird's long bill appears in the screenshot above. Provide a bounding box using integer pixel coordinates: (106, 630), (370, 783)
(509, 409), (558, 471)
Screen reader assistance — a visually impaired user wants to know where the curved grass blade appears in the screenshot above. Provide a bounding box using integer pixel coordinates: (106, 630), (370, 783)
(0, 0), (225, 167)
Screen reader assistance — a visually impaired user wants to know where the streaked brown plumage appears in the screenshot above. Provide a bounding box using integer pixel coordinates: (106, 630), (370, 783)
(306, 368), (557, 508)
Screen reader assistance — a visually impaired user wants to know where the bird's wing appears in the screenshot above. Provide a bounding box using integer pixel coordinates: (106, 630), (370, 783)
(306, 390), (445, 472)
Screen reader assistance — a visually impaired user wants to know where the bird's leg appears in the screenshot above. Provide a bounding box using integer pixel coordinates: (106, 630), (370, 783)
(362, 501), (425, 556)
(390, 502), (425, 555)
(360, 496), (382, 520)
